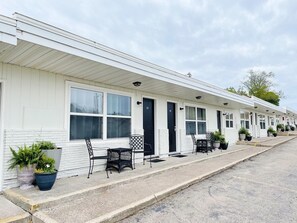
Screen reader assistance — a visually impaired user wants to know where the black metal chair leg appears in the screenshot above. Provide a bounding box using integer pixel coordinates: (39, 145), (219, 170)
(91, 159), (95, 174)
(88, 159), (92, 178)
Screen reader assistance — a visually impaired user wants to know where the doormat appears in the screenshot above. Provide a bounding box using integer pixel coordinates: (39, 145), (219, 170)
(150, 159), (166, 163)
(171, 154), (187, 158)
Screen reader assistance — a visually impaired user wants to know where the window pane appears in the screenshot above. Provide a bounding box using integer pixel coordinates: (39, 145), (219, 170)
(70, 115), (102, 140)
(186, 121), (196, 135)
(107, 118), (131, 138)
(197, 108), (206, 120)
(107, 94), (131, 116)
(240, 112), (244, 119)
(240, 120), (245, 128)
(226, 121), (229, 128)
(71, 88), (102, 114)
(230, 121), (233, 128)
(245, 121), (250, 129)
(230, 113), (233, 119)
(197, 122), (206, 134)
(185, 106), (196, 120)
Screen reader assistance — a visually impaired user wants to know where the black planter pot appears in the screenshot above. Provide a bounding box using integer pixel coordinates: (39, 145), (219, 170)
(220, 143), (228, 150)
(246, 135), (252, 141)
(35, 171), (57, 191)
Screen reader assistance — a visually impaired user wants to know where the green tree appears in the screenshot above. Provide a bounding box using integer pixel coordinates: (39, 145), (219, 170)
(227, 70), (283, 106)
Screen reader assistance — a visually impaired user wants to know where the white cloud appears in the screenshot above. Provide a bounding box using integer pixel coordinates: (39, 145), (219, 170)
(1, 0), (297, 109)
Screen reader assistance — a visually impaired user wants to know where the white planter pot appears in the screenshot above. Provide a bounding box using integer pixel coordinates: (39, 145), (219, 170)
(239, 134), (246, 141)
(17, 165), (35, 190)
(42, 148), (62, 170)
(213, 141), (220, 149)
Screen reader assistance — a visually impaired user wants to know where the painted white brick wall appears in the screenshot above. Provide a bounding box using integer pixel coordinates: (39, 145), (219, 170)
(3, 129), (130, 189)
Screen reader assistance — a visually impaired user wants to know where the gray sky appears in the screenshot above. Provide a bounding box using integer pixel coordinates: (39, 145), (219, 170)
(1, 0), (296, 109)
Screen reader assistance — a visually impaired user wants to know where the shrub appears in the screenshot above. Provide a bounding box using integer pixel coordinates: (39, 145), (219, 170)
(238, 127), (248, 135)
(35, 154), (56, 174)
(35, 141), (57, 150)
(8, 145), (43, 170)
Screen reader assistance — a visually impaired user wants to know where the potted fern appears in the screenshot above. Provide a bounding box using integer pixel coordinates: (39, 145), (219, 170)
(212, 131), (222, 149)
(8, 144), (43, 189)
(35, 141), (62, 171)
(35, 154), (57, 191)
(238, 127), (247, 141)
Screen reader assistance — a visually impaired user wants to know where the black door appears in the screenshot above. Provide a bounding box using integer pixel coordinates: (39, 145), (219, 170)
(217, 111), (222, 133)
(143, 98), (155, 155)
(167, 102), (176, 153)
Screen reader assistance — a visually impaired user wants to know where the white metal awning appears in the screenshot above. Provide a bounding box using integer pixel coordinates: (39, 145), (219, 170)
(0, 13), (254, 109)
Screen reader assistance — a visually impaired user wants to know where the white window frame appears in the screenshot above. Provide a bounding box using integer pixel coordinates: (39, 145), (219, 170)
(225, 113), (234, 128)
(240, 111), (250, 130)
(66, 81), (132, 141)
(185, 105), (207, 135)
(259, 114), (266, 129)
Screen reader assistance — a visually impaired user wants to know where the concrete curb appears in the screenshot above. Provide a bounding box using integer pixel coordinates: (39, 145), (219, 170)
(0, 212), (31, 223)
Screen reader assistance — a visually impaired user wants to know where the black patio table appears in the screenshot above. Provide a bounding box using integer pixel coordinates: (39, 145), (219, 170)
(107, 148), (133, 173)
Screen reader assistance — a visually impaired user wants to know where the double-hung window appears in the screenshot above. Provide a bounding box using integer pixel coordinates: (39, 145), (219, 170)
(69, 87), (131, 140)
(107, 93), (131, 138)
(70, 87), (103, 140)
(185, 106), (206, 135)
(226, 113), (234, 128)
(240, 111), (250, 129)
(259, 115), (266, 129)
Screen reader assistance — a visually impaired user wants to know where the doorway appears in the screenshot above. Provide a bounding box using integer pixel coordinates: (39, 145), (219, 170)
(143, 98), (155, 155)
(167, 102), (176, 153)
(217, 110), (222, 133)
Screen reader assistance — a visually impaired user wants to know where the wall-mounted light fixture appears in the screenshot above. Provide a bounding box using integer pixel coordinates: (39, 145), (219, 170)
(196, 96), (202, 100)
(250, 112), (253, 115)
(133, 81), (142, 87)
(222, 112), (227, 116)
(136, 101), (142, 105)
(179, 107), (184, 111)
(223, 102), (228, 106)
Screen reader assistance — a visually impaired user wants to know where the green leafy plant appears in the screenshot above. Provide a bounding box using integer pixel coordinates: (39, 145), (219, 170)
(277, 124), (284, 130)
(285, 125), (290, 131)
(267, 127), (275, 134)
(212, 131), (223, 142)
(35, 154), (56, 174)
(35, 141), (57, 150)
(238, 127), (248, 135)
(8, 145), (43, 170)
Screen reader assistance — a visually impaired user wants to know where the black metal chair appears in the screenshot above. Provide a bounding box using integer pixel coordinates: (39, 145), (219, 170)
(130, 134), (152, 169)
(85, 138), (109, 178)
(191, 134), (198, 154)
(206, 131), (214, 152)
(196, 139), (209, 155)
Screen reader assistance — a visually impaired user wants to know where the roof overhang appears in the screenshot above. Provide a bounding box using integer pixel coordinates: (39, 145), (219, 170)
(251, 96), (286, 116)
(284, 107), (297, 118)
(0, 13), (254, 108)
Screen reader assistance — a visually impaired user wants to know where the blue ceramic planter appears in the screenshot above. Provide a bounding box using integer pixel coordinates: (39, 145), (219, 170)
(35, 171), (57, 191)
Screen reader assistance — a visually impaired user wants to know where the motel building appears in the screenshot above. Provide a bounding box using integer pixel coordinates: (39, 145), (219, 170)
(0, 13), (296, 191)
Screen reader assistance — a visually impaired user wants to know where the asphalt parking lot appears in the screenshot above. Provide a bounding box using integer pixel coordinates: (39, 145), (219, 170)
(121, 138), (297, 223)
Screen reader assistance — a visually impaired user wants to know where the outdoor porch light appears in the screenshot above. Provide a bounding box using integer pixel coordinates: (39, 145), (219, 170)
(136, 101), (142, 105)
(196, 96), (202, 100)
(133, 81), (142, 87)
(250, 112), (253, 115)
(266, 110), (269, 112)
(180, 107), (184, 110)
(223, 102), (228, 106)
(254, 106), (258, 109)
(222, 112), (227, 116)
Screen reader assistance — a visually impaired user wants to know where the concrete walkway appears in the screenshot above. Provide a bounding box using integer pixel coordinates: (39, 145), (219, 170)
(1, 136), (295, 223)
